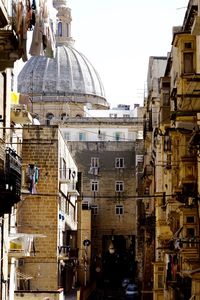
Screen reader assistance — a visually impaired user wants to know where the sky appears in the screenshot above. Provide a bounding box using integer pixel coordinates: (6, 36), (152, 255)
(68, 0), (188, 109)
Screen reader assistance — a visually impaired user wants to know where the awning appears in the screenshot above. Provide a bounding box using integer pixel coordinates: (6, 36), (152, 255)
(9, 233), (46, 240)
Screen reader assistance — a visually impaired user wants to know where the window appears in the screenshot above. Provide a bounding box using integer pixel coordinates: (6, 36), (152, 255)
(61, 113), (66, 120)
(109, 113), (117, 118)
(163, 93), (170, 106)
(79, 132), (86, 141)
(186, 228), (195, 238)
(58, 21), (62, 36)
(82, 202), (89, 210)
(114, 132), (125, 141)
(157, 274), (164, 289)
(183, 52), (194, 73)
(115, 132), (120, 141)
(123, 114), (130, 118)
(186, 216), (195, 223)
(91, 180), (99, 192)
(115, 181), (124, 192)
(91, 205), (98, 215)
(184, 42), (192, 49)
(91, 157), (99, 168)
(46, 113), (54, 126)
(164, 135), (171, 152)
(66, 23), (69, 37)
(60, 158), (67, 179)
(99, 131), (106, 140)
(89, 157), (99, 175)
(115, 158), (124, 168)
(64, 132), (70, 140)
(115, 205), (124, 215)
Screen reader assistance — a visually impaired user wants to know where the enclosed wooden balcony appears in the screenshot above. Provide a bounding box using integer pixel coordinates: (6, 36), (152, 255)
(0, 29), (19, 71)
(0, 0), (20, 70)
(0, 0), (9, 28)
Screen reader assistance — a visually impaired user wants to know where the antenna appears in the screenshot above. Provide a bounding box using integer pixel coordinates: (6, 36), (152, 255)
(176, 6), (187, 10)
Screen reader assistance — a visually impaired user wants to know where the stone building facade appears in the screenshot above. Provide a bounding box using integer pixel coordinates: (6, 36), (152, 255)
(16, 126), (78, 296)
(142, 1), (200, 299)
(138, 56), (168, 300)
(16, 0), (145, 294)
(68, 139), (143, 285)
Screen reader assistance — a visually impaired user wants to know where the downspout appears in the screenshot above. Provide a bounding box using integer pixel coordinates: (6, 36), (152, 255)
(9, 257), (15, 300)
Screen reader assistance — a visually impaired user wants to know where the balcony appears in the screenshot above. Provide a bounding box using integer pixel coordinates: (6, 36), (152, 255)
(142, 164), (153, 178)
(175, 183), (197, 203)
(59, 168), (77, 184)
(68, 182), (79, 196)
(189, 131), (200, 150)
(8, 233), (46, 257)
(191, 15), (200, 35)
(143, 119), (153, 138)
(0, 147), (22, 215)
(179, 157), (196, 188)
(58, 246), (78, 260)
(0, 29), (19, 71)
(0, 0), (22, 70)
(182, 0), (198, 32)
(0, 1), (9, 27)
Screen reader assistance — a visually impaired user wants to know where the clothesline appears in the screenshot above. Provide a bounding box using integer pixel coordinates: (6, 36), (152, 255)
(15, 0), (57, 62)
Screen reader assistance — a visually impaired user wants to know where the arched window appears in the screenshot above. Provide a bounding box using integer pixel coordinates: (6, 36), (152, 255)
(76, 114), (82, 118)
(61, 113), (66, 120)
(58, 21), (62, 37)
(46, 113), (54, 126)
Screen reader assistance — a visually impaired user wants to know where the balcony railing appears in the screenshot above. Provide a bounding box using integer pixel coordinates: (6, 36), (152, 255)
(0, 147), (22, 215)
(0, 0), (24, 70)
(59, 168), (76, 183)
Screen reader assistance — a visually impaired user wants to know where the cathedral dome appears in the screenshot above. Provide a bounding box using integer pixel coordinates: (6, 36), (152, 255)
(18, 45), (106, 101)
(17, 0), (109, 110)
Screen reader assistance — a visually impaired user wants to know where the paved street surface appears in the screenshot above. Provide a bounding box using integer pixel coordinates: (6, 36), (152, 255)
(88, 286), (137, 300)
(65, 289), (77, 300)
(65, 285), (140, 299)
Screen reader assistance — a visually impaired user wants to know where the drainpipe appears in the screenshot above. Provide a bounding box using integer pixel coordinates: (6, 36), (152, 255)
(9, 257), (15, 300)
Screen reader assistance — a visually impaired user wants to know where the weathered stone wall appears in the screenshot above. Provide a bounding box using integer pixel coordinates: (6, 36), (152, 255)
(68, 141), (141, 256)
(14, 290), (64, 300)
(17, 126), (59, 291)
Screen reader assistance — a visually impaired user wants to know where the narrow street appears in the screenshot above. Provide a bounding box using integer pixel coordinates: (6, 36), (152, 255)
(66, 284), (140, 300)
(65, 289), (77, 300)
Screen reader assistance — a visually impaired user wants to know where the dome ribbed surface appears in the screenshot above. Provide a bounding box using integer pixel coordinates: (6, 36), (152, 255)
(18, 45), (106, 100)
